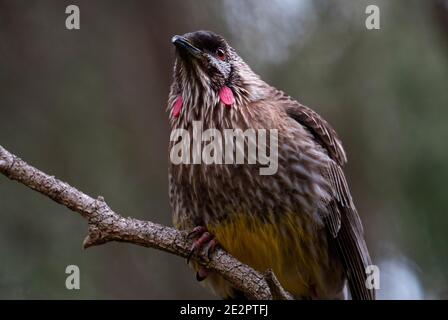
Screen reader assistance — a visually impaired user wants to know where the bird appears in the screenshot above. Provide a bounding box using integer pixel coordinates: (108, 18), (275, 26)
(167, 30), (375, 300)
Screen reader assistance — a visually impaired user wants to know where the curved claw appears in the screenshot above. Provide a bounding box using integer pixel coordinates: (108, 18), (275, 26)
(187, 247), (195, 265)
(196, 267), (209, 282)
(205, 238), (219, 260)
(187, 226), (207, 239)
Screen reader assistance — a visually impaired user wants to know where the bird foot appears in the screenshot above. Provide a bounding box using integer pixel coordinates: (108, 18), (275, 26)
(187, 226), (219, 265)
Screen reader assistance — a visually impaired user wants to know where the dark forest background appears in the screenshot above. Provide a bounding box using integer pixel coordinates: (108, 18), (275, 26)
(1, 0), (447, 299)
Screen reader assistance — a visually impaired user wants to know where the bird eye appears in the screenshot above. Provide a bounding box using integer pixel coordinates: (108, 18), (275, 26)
(216, 48), (226, 61)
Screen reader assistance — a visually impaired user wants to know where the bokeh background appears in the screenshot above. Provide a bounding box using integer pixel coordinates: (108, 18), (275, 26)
(1, 0), (447, 299)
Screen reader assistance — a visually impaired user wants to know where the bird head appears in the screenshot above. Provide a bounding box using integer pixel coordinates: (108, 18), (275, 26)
(172, 31), (239, 91)
(169, 31), (265, 122)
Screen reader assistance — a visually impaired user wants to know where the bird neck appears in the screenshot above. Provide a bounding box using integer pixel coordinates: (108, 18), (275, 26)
(168, 67), (270, 130)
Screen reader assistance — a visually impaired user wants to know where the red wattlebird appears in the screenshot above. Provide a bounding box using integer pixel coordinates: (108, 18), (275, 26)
(167, 30), (375, 300)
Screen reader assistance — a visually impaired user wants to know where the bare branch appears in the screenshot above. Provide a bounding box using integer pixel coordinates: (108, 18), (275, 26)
(0, 145), (292, 300)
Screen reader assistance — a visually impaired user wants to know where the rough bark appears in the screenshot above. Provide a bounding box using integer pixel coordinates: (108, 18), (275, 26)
(0, 145), (291, 300)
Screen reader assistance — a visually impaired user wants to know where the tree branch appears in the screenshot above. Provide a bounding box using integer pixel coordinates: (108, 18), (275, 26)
(0, 145), (291, 300)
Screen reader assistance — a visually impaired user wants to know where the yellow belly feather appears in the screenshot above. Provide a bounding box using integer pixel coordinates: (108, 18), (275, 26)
(207, 212), (332, 298)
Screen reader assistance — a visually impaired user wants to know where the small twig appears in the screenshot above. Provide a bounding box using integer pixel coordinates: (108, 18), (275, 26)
(0, 145), (292, 300)
(264, 269), (294, 300)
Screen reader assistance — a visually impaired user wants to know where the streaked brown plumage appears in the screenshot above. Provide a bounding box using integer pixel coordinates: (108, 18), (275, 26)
(167, 30), (375, 300)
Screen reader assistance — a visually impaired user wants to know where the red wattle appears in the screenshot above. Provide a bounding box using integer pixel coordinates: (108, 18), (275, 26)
(219, 86), (235, 107)
(173, 96), (183, 118)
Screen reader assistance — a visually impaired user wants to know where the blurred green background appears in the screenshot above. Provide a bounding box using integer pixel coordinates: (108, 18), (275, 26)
(0, 0), (447, 299)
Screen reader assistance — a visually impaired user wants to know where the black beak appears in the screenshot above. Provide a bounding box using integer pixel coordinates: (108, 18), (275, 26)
(172, 35), (202, 58)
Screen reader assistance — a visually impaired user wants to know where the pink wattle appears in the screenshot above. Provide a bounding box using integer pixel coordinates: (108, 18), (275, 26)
(219, 86), (235, 107)
(173, 96), (183, 118)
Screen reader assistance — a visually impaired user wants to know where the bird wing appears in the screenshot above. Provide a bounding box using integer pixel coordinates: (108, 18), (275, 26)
(324, 162), (375, 300)
(284, 98), (375, 300)
(284, 101), (347, 166)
